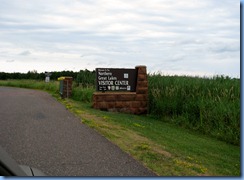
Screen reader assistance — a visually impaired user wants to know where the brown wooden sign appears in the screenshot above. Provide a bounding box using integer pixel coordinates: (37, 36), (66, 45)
(96, 68), (136, 92)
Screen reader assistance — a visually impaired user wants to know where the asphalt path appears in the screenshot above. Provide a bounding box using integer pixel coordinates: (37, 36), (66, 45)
(0, 86), (156, 176)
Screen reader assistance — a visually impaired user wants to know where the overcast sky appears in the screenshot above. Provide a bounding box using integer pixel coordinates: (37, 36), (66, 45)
(0, 0), (240, 77)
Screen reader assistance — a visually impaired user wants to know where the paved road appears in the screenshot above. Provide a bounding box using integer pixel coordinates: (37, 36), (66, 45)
(0, 87), (156, 176)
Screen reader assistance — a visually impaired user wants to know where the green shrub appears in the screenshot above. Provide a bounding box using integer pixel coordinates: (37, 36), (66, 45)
(72, 86), (94, 103)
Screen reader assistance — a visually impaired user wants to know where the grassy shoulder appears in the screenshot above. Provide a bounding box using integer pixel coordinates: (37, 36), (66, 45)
(58, 97), (240, 176)
(0, 80), (240, 176)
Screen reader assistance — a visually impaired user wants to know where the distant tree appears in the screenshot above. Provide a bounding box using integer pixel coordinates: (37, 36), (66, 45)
(76, 69), (95, 87)
(0, 72), (7, 80)
(27, 70), (39, 79)
(0, 70), (83, 81)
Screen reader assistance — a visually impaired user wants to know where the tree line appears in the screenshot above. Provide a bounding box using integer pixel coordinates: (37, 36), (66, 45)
(0, 69), (96, 85)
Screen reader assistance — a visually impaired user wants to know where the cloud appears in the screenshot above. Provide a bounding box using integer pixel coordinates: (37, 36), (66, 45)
(0, 0), (240, 77)
(6, 59), (15, 63)
(19, 50), (31, 56)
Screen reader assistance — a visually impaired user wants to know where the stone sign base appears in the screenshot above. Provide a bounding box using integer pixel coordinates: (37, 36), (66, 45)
(92, 66), (148, 114)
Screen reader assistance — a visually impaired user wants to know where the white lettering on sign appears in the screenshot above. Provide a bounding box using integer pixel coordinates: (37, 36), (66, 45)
(98, 81), (114, 85)
(96, 68), (136, 92)
(108, 76), (117, 80)
(115, 81), (129, 85)
(98, 76), (107, 80)
(98, 72), (112, 76)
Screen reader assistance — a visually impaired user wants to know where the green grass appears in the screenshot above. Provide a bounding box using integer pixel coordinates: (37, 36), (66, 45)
(0, 79), (59, 94)
(71, 86), (94, 102)
(148, 74), (240, 145)
(0, 79), (240, 176)
(62, 99), (240, 176)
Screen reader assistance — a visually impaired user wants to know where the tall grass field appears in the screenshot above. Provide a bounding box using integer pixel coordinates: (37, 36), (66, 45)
(148, 74), (240, 146)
